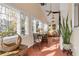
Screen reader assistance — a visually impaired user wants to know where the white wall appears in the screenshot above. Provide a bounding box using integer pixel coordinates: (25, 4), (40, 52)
(71, 27), (79, 56)
(74, 4), (79, 27)
(71, 4), (79, 56)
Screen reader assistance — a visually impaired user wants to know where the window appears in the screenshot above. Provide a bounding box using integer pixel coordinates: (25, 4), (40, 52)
(38, 21), (43, 29)
(36, 20), (39, 30)
(32, 18), (44, 33)
(0, 4), (29, 37)
(32, 17), (37, 33)
(0, 5), (17, 37)
(20, 13), (25, 35)
(25, 16), (29, 34)
(32, 18), (41, 33)
(44, 24), (48, 33)
(20, 13), (29, 35)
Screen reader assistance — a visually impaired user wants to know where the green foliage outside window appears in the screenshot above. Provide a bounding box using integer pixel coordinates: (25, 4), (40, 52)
(0, 21), (16, 37)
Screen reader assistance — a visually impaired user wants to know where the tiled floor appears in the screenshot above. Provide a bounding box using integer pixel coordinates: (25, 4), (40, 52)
(18, 37), (66, 56)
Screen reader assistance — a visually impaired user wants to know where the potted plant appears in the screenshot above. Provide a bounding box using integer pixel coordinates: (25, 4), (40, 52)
(60, 15), (72, 50)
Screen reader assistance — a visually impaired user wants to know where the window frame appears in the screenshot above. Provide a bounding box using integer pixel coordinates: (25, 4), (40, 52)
(0, 4), (30, 37)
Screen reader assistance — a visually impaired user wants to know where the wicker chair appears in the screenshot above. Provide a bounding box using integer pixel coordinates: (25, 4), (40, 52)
(0, 34), (22, 52)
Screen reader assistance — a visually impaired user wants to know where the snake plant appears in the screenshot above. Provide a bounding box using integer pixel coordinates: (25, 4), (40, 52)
(60, 15), (72, 44)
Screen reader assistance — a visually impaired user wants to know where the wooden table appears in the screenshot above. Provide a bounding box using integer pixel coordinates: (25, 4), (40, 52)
(47, 36), (60, 46)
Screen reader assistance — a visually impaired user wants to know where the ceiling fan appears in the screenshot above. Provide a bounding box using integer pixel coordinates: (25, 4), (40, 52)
(46, 4), (60, 16)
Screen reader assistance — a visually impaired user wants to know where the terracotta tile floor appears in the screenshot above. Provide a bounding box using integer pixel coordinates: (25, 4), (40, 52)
(18, 38), (67, 56)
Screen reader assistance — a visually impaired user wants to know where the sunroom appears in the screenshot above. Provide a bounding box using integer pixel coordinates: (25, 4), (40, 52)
(0, 3), (78, 56)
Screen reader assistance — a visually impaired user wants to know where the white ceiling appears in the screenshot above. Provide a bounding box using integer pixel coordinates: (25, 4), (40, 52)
(7, 3), (60, 23)
(42, 3), (60, 11)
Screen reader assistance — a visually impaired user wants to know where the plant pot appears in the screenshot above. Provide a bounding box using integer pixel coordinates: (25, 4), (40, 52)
(63, 44), (71, 50)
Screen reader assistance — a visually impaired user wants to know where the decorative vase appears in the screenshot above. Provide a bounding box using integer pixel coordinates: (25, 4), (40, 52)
(63, 43), (72, 50)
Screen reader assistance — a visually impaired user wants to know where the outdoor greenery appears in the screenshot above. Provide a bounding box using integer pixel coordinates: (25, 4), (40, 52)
(0, 21), (16, 37)
(60, 15), (72, 44)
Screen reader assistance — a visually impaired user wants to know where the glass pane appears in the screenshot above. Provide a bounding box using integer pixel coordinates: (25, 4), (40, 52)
(25, 16), (29, 34)
(0, 6), (17, 36)
(0, 5), (2, 13)
(2, 6), (5, 13)
(0, 14), (9, 33)
(5, 8), (9, 15)
(9, 10), (17, 35)
(20, 13), (25, 35)
(32, 20), (36, 33)
(0, 14), (2, 19)
(38, 21), (42, 29)
(44, 24), (48, 33)
(36, 21), (39, 29)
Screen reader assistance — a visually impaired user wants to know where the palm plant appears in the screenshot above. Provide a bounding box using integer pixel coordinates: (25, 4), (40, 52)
(60, 15), (72, 44)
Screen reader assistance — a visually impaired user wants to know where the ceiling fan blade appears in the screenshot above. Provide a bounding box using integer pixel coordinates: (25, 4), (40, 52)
(46, 10), (50, 12)
(52, 11), (60, 13)
(47, 11), (51, 16)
